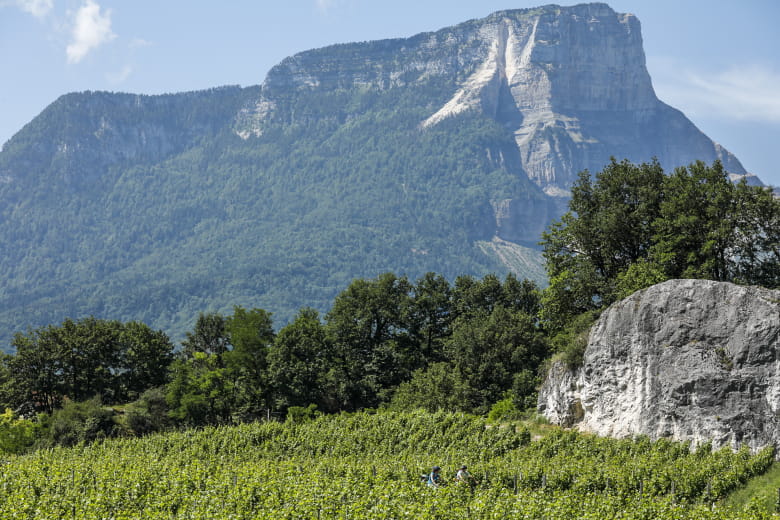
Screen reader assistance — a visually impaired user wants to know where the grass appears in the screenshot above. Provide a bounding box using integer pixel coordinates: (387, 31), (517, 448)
(721, 461), (780, 514)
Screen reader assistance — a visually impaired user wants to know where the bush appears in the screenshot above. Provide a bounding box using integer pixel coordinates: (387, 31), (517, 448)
(46, 398), (116, 447)
(548, 310), (600, 369)
(0, 408), (39, 454)
(286, 404), (320, 423)
(487, 396), (521, 423)
(613, 259), (667, 301)
(386, 363), (468, 413)
(121, 387), (170, 436)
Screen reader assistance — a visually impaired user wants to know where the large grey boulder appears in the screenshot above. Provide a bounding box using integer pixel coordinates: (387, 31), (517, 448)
(539, 279), (780, 454)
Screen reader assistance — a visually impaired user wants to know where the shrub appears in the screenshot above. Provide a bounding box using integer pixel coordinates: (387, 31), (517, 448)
(487, 396), (521, 423)
(0, 408), (39, 454)
(286, 404), (320, 423)
(46, 397), (116, 447)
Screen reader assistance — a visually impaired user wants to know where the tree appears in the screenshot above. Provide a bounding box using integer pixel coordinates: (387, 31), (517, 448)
(0, 409), (39, 454)
(540, 158), (664, 325)
(407, 272), (452, 364)
(181, 312), (229, 360)
(116, 322), (174, 401)
(445, 306), (547, 414)
(540, 158), (780, 333)
(651, 160), (735, 281)
(6, 318), (174, 412)
(731, 181), (780, 287)
(387, 362), (468, 413)
(325, 273), (414, 410)
(168, 306), (275, 425)
(501, 275), (542, 318)
(46, 397), (115, 448)
(166, 353), (233, 425)
(223, 306), (275, 419)
(452, 274), (504, 318)
(453, 273), (543, 319)
(268, 308), (339, 412)
(58, 317), (120, 403)
(7, 328), (65, 412)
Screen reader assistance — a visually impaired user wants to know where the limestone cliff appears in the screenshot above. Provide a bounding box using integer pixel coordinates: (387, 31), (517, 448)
(539, 279), (780, 454)
(246, 3), (748, 198)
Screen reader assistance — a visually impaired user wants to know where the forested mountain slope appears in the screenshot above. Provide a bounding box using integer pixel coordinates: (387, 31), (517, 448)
(0, 3), (753, 347)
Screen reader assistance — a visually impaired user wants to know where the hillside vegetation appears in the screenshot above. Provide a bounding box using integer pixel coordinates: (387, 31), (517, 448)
(0, 84), (546, 348)
(0, 410), (776, 519)
(0, 160), (778, 516)
(0, 158), (777, 446)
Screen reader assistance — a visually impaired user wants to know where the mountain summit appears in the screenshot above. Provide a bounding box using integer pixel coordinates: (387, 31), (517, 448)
(242, 3), (747, 196)
(0, 3), (756, 345)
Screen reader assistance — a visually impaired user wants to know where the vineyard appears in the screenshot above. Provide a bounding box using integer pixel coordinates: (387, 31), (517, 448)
(0, 410), (777, 519)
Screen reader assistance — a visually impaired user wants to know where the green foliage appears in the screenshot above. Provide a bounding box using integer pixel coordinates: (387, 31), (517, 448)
(541, 159), (780, 330)
(731, 182), (780, 287)
(0, 408), (39, 454)
(547, 310), (601, 369)
(181, 312), (229, 359)
(311, 272), (547, 416)
(651, 160), (735, 281)
(325, 273), (417, 410)
(166, 306), (276, 425)
(5, 317), (173, 412)
(407, 272), (453, 363)
(268, 308), (339, 413)
(44, 397), (116, 448)
(165, 354), (232, 426)
(487, 395), (522, 423)
(614, 258), (668, 301)
(120, 387), (170, 436)
(445, 306), (546, 414)
(386, 362), (469, 413)
(540, 159), (665, 324)
(223, 306), (275, 419)
(285, 403), (320, 423)
(0, 410), (772, 519)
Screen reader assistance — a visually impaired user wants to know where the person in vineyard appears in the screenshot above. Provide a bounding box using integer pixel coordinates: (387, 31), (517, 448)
(427, 466), (444, 488)
(455, 464), (477, 490)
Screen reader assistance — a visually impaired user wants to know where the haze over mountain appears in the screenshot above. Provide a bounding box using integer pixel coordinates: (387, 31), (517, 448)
(0, 3), (757, 348)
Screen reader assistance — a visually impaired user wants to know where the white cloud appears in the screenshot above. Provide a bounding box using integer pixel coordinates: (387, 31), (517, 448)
(66, 0), (116, 64)
(14, 0), (52, 18)
(653, 61), (780, 123)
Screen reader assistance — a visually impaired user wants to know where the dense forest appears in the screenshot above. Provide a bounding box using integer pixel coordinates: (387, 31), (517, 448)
(0, 159), (777, 453)
(0, 80), (550, 348)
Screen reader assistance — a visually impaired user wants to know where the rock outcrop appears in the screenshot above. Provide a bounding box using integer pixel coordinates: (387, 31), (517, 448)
(250, 3), (751, 198)
(539, 279), (780, 454)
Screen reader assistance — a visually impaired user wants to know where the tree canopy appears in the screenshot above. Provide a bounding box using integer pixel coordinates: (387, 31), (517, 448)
(1, 158), (778, 450)
(541, 158), (780, 329)
(4, 318), (173, 412)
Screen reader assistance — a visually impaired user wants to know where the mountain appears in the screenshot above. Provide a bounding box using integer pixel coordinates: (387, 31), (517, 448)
(0, 3), (756, 347)
(538, 279), (780, 454)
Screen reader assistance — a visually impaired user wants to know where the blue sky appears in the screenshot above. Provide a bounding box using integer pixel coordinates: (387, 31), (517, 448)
(1, 0), (778, 186)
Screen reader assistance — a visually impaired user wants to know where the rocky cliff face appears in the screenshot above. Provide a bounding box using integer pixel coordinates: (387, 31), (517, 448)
(247, 3), (748, 198)
(539, 279), (780, 454)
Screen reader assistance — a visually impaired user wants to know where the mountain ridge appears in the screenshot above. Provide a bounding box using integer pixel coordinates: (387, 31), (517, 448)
(0, 3), (761, 347)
